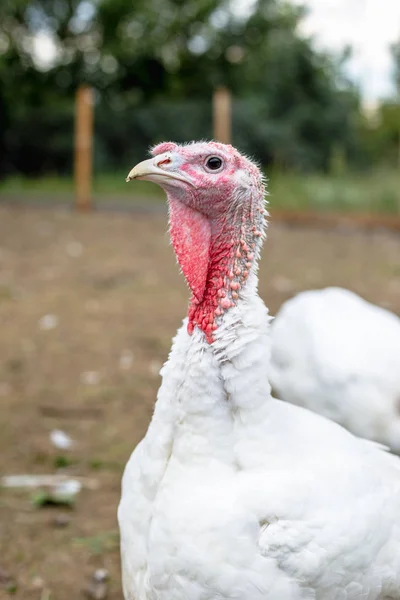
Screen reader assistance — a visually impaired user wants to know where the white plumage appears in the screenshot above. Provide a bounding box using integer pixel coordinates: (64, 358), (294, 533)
(270, 287), (400, 453)
(119, 142), (400, 600)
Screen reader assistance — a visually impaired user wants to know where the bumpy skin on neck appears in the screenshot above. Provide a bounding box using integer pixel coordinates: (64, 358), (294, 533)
(188, 196), (266, 342)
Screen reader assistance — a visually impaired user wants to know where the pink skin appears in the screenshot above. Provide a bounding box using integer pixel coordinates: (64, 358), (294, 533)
(148, 141), (266, 343)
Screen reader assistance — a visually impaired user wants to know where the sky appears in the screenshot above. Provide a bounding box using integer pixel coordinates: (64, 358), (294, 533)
(292, 0), (400, 102)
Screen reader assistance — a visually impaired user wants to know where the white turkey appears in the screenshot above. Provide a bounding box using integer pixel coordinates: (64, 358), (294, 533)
(119, 141), (400, 600)
(270, 287), (400, 453)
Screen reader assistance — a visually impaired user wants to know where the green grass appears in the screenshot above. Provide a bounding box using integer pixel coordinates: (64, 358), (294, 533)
(0, 168), (399, 214)
(73, 530), (120, 555)
(267, 168), (400, 214)
(0, 172), (164, 203)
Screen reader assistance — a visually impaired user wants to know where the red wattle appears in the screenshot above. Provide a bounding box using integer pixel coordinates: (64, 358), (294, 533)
(168, 198), (211, 303)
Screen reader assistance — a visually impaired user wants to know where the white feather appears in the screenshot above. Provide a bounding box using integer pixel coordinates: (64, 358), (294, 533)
(270, 287), (400, 453)
(120, 141), (400, 600)
(119, 279), (400, 599)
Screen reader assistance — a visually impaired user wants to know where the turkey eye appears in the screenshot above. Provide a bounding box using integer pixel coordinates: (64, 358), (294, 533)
(205, 156), (223, 171)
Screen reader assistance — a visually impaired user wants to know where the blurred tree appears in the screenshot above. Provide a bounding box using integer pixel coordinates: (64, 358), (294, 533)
(357, 41), (400, 170)
(0, 0), (369, 175)
(93, 0), (362, 171)
(391, 40), (400, 96)
(390, 39), (400, 168)
(0, 0), (85, 174)
(98, 0), (358, 169)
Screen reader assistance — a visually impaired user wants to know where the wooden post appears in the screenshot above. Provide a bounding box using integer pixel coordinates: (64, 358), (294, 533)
(74, 85), (93, 211)
(213, 87), (232, 144)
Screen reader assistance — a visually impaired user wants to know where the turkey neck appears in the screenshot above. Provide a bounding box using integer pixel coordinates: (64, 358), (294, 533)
(170, 192), (272, 436)
(188, 193), (266, 343)
(141, 189), (272, 466)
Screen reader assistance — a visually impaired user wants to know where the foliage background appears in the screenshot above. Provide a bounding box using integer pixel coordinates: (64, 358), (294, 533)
(0, 0), (399, 179)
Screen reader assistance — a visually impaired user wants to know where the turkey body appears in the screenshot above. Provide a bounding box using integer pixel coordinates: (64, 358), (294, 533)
(270, 287), (400, 453)
(119, 292), (400, 600)
(119, 143), (400, 600)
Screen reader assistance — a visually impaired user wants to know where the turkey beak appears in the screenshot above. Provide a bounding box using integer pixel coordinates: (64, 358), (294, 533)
(126, 158), (157, 182)
(126, 156), (194, 187)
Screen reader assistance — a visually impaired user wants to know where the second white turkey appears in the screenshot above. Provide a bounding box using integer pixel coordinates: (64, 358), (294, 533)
(270, 286), (400, 452)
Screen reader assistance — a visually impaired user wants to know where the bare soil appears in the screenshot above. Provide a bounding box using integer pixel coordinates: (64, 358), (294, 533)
(1, 205), (400, 599)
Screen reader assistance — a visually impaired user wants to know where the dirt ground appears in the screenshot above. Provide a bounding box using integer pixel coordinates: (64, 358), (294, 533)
(1, 204), (400, 600)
